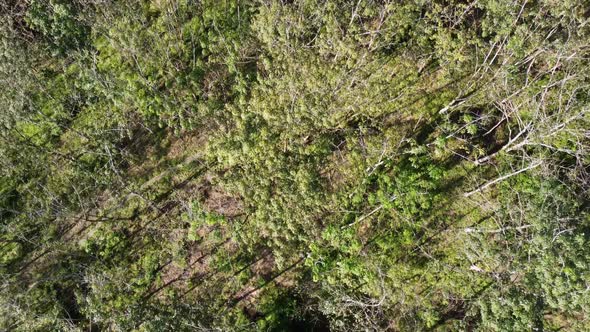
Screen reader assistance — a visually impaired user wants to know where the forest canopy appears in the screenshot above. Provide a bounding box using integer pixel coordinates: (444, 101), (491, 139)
(1, 0), (589, 331)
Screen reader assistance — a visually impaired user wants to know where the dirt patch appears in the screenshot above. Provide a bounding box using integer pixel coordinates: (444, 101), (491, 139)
(203, 188), (244, 218)
(167, 131), (209, 161)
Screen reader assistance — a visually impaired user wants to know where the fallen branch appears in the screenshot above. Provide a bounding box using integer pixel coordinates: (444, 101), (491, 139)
(474, 123), (531, 165)
(464, 161), (542, 197)
(341, 195), (397, 229)
(464, 225), (533, 234)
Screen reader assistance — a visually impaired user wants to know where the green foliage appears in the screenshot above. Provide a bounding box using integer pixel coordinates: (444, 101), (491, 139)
(1, 0), (589, 330)
(25, 0), (90, 55)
